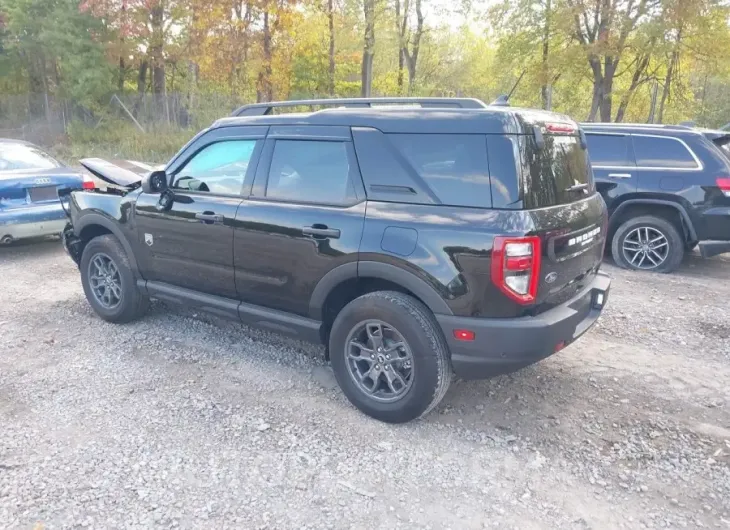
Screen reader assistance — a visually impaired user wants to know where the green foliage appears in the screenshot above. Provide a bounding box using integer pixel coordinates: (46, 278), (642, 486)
(60, 120), (194, 163)
(0, 0), (113, 104)
(1, 0), (729, 166)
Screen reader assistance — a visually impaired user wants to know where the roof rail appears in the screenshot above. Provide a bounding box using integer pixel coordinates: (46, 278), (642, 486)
(232, 97), (489, 117)
(579, 122), (694, 130)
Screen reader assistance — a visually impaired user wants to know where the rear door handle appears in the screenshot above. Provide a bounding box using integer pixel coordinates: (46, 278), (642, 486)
(303, 226), (340, 239)
(608, 173), (632, 179)
(195, 212), (224, 224)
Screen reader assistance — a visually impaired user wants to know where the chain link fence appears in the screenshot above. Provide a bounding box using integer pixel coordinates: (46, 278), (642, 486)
(0, 93), (243, 147)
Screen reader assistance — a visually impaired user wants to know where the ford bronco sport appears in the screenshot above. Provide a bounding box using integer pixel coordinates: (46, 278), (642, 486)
(61, 97), (611, 423)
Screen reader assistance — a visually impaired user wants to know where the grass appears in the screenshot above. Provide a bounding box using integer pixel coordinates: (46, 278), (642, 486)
(52, 120), (198, 165)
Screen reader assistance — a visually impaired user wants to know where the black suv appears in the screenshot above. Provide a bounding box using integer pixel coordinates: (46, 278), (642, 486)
(62, 97), (611, 423)
(583, 123), (730, 272)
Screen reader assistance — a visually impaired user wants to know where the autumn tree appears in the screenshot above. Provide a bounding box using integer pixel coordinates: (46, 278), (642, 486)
(566, 0), (660, 122)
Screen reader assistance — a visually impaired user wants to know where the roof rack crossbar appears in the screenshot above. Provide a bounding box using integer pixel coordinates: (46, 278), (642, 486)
(232, 97), (488, 117)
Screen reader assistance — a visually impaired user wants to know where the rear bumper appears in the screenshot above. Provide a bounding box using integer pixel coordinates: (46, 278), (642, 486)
(699, 240), (730, 258)
(0, 202), (67, 242)
(436, 272), (611, 380)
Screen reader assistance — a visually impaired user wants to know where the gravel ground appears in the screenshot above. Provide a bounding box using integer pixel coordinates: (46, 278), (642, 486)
(1, 239), (729, 530)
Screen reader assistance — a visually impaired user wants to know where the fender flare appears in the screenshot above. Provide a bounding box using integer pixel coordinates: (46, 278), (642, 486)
(611, 199), (697, 242)
(74, 213), (141, 274)
(308, 261), (453, 320)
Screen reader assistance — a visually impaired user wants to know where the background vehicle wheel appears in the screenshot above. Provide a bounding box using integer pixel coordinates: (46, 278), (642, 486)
(80, 234), (149, 323)
(611, 215), (684, 273)
(329, 291), (451, 423)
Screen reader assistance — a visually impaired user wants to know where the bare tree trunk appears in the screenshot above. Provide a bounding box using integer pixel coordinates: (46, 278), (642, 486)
(118, 0), (127, 92)
(327, 0), (336, 96)
(150, 1), (166, 96)
(257, 9), (273, 102)
(395, 0), (409, 93)
(137, 60), (148, 95)
(598, 58), (617, 122)
(615, 52), (652, 122)
(361, 0), (376, 97)
(404, 0), (423, 95)
(540, 0), (551, 109)
(658, 28), (682, 124)
(587, 59), (602, 121)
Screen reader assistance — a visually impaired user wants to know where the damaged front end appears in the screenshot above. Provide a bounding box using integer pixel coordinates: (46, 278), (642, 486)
(58, 158), (159, 266)
(61, 222), (83, 265)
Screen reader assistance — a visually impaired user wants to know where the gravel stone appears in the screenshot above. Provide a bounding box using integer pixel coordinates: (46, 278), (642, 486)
(1, 240), (729, 529)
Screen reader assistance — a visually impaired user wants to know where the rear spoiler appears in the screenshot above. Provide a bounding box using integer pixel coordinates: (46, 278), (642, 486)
(78, 158), (160, 189)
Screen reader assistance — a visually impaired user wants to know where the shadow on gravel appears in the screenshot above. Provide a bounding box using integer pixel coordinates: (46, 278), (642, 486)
(604, 251), (729, 281)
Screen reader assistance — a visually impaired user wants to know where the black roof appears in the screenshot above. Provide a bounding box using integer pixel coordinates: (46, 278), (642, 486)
(212, 106), (577, 135)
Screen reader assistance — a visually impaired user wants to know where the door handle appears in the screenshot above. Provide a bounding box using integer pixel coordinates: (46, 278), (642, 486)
(195, 212), (224, 224)
(608, 173), (632, 179)
(303, 225), (341, 239)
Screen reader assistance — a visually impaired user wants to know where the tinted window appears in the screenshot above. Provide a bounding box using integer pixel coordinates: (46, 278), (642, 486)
(388, 134), (491, 208)
(585, 134), (633, 167)
(0, 143), (62, 171)
(523, 135), (593, 209)
(174, 140), (256, 195)
(487, 135), (522, 209)
(266, 140), (355, 204)
(632, 135), (699, 169)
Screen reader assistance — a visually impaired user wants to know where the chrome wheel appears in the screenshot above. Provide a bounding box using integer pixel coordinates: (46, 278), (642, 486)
(88, 253), (122, 309)
(622, 226), (669, 270)
(345, 320), (414, 403)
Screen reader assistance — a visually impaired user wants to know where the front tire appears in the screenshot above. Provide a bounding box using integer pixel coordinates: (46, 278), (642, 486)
(329, 291), (451, 423)
(80, 234), (148, 323)
(611, 215), (684, 273)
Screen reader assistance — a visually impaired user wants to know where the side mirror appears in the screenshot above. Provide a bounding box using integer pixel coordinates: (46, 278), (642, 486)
(142, 170), (169, 194)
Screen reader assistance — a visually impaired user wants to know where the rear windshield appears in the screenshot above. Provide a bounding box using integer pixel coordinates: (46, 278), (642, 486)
(523, 135), (593, 209)
(0, 143), (62, 171)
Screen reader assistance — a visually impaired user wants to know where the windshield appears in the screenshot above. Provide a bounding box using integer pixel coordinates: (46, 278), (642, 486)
(0, 143), (62, 171)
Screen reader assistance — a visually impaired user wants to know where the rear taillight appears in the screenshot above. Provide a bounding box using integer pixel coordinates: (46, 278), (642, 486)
(491, 236), (542, 305)
(717, 177), (730, 197)
(82, 174), (96, 190)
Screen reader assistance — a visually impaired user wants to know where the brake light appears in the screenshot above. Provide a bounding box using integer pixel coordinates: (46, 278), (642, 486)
(546, 123), (576, 134)
(453, 329), (476, 341)
(717, 177), (730, 197)
(82, 174), (96, 190)
(491, 236), (542, 305)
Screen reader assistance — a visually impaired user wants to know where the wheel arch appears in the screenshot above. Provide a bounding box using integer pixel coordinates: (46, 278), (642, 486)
(74, 213), (140, 274)
(309, 261), (453, 322)
(610, 199), (697, 243)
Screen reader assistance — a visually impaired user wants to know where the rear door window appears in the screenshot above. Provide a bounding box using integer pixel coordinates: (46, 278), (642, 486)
(387, 134), (491, 208)
(265, 140), (356, 205)
(585, 134), (633, 167)
(523, 135), (593, 209)
(632, 135), (699, 169)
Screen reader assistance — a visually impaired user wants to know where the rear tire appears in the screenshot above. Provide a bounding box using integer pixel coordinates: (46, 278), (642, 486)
(329, 291), (451, 423)
(611, 215), (684, 273)
(80, 234), (149, 323)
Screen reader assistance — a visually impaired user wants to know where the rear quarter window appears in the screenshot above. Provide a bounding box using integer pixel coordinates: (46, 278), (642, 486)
(632, 135), (699, 169)
(387, 134), (492, 208)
